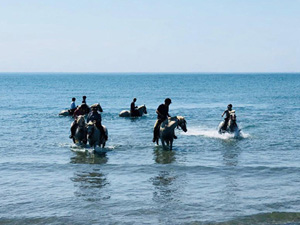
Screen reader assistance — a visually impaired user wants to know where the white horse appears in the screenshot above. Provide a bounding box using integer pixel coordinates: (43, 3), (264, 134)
(86, 121), (108, 149)
(119, 105), (147, 117)
(218, 110), (241, 137)
(59, 109), (73, 116)
(157, 116), (187, 150)
(72, 115), (87, 145)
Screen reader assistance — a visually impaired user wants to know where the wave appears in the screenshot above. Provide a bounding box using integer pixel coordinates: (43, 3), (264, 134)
(70, 143), (117, 153)
(183, 126), (250, 140)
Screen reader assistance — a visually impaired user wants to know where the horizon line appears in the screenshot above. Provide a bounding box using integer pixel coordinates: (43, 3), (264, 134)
(0, 72), (300, 74)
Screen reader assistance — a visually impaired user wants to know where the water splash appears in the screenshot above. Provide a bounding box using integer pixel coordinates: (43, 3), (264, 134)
(183, 126), (250, 140)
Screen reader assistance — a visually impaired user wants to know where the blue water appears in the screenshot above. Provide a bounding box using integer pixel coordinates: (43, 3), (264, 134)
(0, 73), (300, 225)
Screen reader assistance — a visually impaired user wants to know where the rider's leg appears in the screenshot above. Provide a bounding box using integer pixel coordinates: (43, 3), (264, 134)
(153, 120), (161, 142)
(96, 121), (108, 141)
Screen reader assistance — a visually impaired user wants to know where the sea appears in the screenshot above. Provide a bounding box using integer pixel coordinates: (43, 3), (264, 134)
(0, 73), (299, 225)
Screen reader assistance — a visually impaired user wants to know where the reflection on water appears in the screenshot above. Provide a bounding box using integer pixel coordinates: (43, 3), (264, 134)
(222, 149), (240, 167)
(70, 151), (108, 164)
(150, 171), (179, 204)
(70, 151), (110, 201)
(153, 148), (176, 164)
(221, 140), (241, 167)
(71, 169), (110, 201)
(221, 145), (242, 217)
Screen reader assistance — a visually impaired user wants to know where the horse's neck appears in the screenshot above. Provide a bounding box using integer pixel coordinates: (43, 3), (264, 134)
(138, 106), (144, 113)
(92, 125), (101, 137)
(78, 122), (85, 128)
(164, 119), (178, 130)
(229, 120), (236, 127)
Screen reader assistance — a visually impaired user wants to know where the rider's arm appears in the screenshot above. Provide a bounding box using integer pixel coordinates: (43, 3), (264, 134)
(221, 110), (226, 117)
(156, 109), (163, 118)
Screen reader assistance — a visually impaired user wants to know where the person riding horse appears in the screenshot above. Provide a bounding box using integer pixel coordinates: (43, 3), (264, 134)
(130, 98), (139, 117)
(69, 104), (87, 139)
(87, 105), (108, 141)
(82, 95), (87, 104)
(221, 104), (233, 131)
(69, 97), (77, 115)
(153, 98), (177, 143)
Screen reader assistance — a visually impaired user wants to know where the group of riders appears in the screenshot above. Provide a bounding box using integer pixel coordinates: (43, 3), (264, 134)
(67, 96), (236, 143)
(69, 96), (107, 143)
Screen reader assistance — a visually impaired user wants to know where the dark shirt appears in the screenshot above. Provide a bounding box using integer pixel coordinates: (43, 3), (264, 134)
(81, 103), (90, 114)
(73, 108), (84, 119)
(130, 102), (137, 112)
(223, 110), (230, 121)
(87, 111), (102, 123)
(157, 104), (169, 120)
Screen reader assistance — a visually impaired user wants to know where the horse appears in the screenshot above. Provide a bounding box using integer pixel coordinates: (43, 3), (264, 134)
(218, 110), (241, 137)
(90, 103), (103, 113)
(59, 103), (102, 116)
(156, 116), (187, 150)
(86, 121), (108, 149)
(72, 115), (87, 145)
(119, 105), (147, 117)
(59, 109), (73, 116)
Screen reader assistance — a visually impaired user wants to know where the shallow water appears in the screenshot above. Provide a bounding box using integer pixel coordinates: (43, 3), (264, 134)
(0, 73), (300, 224)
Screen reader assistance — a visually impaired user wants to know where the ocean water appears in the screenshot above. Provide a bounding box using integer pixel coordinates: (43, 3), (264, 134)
(0, 73), (300, 225)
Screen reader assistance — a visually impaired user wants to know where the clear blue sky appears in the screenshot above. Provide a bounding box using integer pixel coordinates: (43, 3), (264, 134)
(0, 0), (299, 72)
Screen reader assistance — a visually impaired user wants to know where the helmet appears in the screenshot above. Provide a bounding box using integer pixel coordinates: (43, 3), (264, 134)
(165, 98), (172, 104)
(228, 104), (232, 108)
(72, 97), (76, 101)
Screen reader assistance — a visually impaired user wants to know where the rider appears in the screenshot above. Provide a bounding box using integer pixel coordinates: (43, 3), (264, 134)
(87, 105), (108, 141)
(69, 97), (77, 115)
(82, 95), (87, 104)
(130, 98), (139, 117)
(80, 96), (90, 114)
(221, 104), (233, 130)
(153, 98), (176, 142)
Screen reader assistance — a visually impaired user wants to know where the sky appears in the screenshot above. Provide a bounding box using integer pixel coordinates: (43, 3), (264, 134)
(0, 0), (299, 73)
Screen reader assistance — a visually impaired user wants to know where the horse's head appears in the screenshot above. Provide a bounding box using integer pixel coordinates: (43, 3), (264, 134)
(177, 116), (187, 132)
(137, 105), (147, 115)
(143, 105), (147, 114)
(229, 110), (236, 122)
(90, 103), (103, 112)
(86, 121), (96, 137)
(76, 115), (86, 127)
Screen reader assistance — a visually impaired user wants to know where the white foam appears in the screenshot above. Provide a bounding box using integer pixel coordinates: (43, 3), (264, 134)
(183, 126), (250, 140)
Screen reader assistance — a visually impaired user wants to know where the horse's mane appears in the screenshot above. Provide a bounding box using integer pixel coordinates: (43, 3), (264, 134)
(176, 116), (186, 125)
(137, 105), (146, 109)
(161, 116), (185, 127)
(76, 115), (85, 125)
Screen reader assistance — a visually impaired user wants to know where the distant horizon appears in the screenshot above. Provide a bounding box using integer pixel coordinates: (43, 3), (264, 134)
(1, 71), (299, 75)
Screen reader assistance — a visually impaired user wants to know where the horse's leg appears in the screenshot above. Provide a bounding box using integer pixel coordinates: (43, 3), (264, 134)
(102, 142), (106, 148)
(170, 139), (173, 151)
(161, 138), (166, 149)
